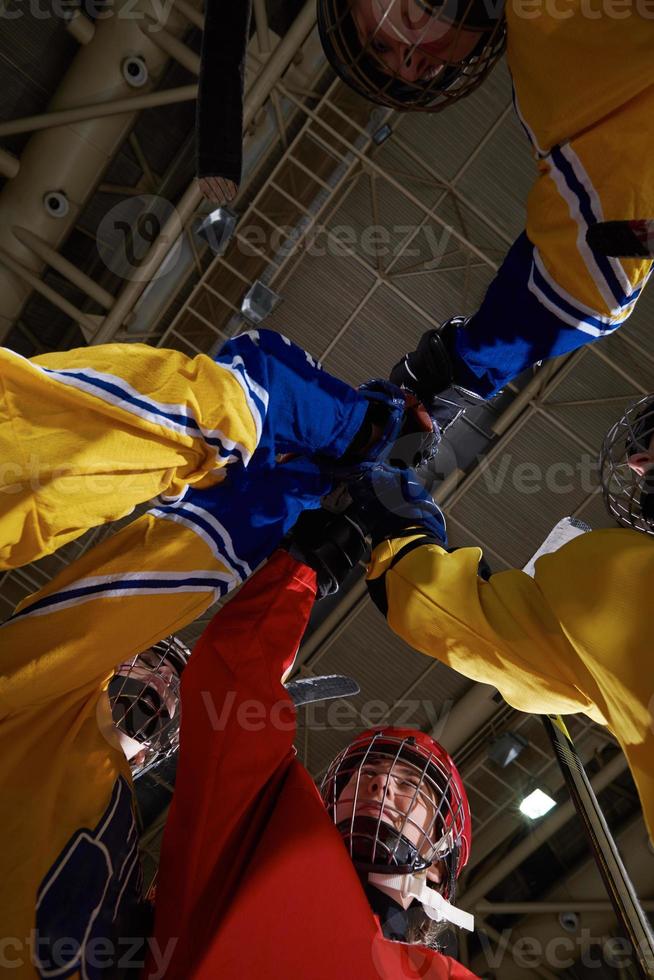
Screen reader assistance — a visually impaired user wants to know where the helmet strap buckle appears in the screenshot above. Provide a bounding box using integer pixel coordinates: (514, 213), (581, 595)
(368, 872), (474, 931)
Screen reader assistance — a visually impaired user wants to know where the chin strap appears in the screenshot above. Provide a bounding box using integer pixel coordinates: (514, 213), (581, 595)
(368, 873), (474, 932)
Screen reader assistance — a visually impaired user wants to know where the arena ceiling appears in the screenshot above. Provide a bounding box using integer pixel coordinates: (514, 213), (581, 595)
(1, 1), (652, 975)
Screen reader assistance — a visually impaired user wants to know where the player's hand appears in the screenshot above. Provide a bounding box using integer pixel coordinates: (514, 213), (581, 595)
(347, 464), (447, 548)
(197, 176), (239, 205)
(284, 508), (369, 599)
(390, 319), (486, 446)
(356, 380), (439, 469)
(390, 324), (459, 405)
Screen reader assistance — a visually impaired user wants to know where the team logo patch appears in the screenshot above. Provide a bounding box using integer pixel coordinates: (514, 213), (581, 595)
(34, 777), (143, 979)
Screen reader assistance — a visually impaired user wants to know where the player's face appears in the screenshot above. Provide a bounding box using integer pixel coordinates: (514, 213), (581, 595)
(627, 430), (654, 477)
(352, 0), (483, 83)
(111, 656), (180, 766)
(115, 660), (179, 720)
(336, 757), (441, 876)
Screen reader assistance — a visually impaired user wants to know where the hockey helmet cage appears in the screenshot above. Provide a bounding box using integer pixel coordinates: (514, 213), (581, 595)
(108, 634), (190, 779)
(599, 393), (654, 536)
(321, 727), (471, 901)
(317, 0), (506, 112)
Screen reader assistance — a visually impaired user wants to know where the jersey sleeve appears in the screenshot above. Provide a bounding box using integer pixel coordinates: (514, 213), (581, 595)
(366, 534), (604, 721)
(452, 92), (653, 399)
(214, 329), (368, 465)
(0, 452), (328, 717)
(151, 550), (316, 963)
(196, 0), (250, 183)
(1, 330), (367, 568)
(33, 329), (367, 473)
(0, 514), (226, 718)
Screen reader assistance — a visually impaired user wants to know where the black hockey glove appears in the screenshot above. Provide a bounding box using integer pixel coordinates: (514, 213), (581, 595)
(390, 317), (484, 445)
(390, 322), (459, 404)
(283, 507), (370, 599)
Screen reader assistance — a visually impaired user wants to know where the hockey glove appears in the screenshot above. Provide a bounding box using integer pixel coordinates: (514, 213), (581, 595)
(347, 464), (447, 549)
(284, 507), (369, 599)
(390, 318), (484, 444)
(390, 324), (458, 403)
(345, 380), (438, 470)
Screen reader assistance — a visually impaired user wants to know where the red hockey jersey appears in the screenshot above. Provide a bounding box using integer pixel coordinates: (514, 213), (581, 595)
(147, 550), (477, 980)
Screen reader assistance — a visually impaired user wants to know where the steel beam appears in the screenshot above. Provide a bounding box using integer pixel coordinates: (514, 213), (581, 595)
(139, 18), (201, 75)
(0, 86), (198, 139)
(476, 901), (654, 915)
(0, 247), (101, 336)
(461, 752), (629, 907)
(0, 0), (200, 342)
(0, 147), (20, 179)
(65, 10), (96, 44)
(91, 0), (317, 343)
(12, 226), (115, 309)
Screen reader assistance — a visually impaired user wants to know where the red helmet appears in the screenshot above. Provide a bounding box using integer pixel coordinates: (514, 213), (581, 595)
(317, 0), (506, 113)
(321, 727), (471, 900)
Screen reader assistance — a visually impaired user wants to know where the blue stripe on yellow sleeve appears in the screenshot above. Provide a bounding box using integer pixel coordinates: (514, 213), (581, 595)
(453, 233), (623, 398)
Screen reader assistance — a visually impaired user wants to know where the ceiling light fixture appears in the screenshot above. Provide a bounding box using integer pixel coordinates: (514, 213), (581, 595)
(487, 732), (528, 768)
(196, 207), (238, 256)
(519, 788), (556, 819)
(372, 123), (392, 145)
(240, 280), (282, 324)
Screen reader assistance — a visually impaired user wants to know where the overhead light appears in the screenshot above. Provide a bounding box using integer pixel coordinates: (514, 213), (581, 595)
(487, 732), (528, 768)
(372, 123), (392, 145)
(196, 207), (237, 255)
(240, 280), (281, 324)
(519, 788), (556, 819)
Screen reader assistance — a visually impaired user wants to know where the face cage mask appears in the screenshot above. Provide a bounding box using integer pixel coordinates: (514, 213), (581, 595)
(599, 394), (654, 536)
(318, 0), (506, 112)
(321, 735), (466, 893)
(108, 635), (190, 779)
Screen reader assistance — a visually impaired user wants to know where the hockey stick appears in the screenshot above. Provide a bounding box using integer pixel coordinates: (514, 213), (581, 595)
(285, 674), (360, 707)
(542, 715), (654, 977)
(522, 519), (654, 976)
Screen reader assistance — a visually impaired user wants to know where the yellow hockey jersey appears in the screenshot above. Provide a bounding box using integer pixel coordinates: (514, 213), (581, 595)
(508, 0), (654, 322)
(0, 329), (369, 571)
(368, 528), (654, 843)
(0, 329), (372, 977)
(0, 343), (255, 570)
(457, 0), (654, 398)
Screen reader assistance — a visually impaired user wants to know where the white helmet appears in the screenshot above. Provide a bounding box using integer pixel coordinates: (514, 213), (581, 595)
(108, 635), (190, 779)
(599, 393), (654, 536)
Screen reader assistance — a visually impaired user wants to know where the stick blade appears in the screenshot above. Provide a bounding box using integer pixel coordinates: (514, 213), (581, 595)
(286, 674), (360, 707)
